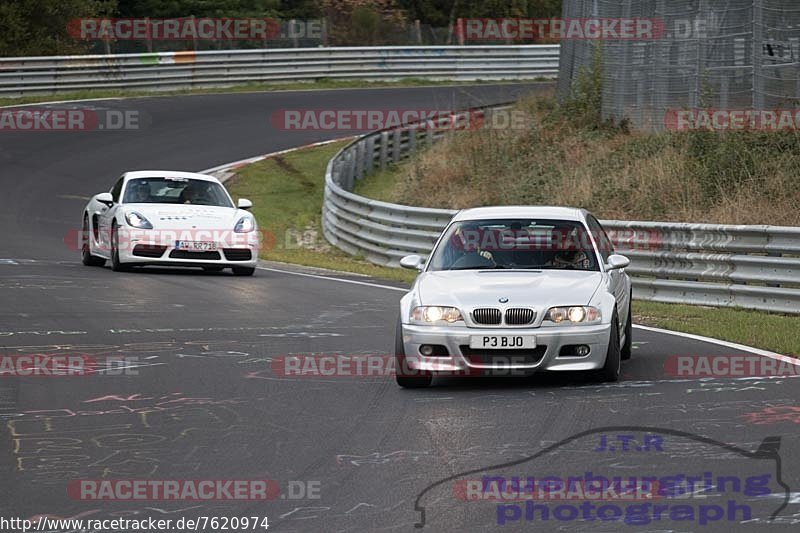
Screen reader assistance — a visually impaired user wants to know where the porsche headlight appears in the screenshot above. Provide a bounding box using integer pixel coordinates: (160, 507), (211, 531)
(124, 211), (153, 230)
(410, 306), (463, 325)
(546, 306), (601, 325)
(234, 216), (255, 233)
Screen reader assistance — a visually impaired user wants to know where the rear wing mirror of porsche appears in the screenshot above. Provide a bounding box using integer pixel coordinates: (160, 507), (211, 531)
(400, 254), (425, 271)
(95, 192), (114, 205)
(606, 254), (631, 271)
(238, 198), (253, 210)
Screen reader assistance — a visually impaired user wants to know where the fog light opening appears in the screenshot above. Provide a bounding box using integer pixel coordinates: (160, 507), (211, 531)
(575, 345), (591, 357)
(419, 345), (435, 356)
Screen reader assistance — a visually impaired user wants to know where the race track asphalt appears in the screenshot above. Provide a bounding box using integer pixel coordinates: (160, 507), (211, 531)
(0, 83), (797, 531)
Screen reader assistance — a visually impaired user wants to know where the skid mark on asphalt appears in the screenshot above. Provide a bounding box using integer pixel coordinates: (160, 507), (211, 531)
(3, 392), (287, 494)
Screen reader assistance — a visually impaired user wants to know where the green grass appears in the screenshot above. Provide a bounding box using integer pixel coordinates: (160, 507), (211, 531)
(352, 164), (401, 202)
(225, 140), (417, 284)
(635, 301), (799, 356)
(0, 78), (515, 107)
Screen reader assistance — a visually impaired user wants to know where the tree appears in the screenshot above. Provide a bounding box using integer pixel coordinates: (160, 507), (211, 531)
(320, 0), (406, 45)
(116, 0), (280, 18)
(0, 0), (117, 56)
(397, 0), (562, 23)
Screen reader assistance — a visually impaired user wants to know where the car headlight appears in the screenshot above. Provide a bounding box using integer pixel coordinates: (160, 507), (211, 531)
(410, 306), (463, 325)
(234, 216), (255, 233)
(124, 211), (153, 230)
(545, 306), (601, 324)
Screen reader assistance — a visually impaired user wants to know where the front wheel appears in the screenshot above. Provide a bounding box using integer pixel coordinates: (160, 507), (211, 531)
(395, 318), (432, 388)
(232, 266), (256, 276)
(110, 223), (130, 272)
(596, 311), (621, 382)
(621, 300), (633, 361)
(81, 216), (105, 267)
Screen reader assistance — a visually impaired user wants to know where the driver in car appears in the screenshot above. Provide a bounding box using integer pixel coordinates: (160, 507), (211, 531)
(550, 249), (591, 269)
(181, 183), (206, 204)
(128, 181), (150, 203)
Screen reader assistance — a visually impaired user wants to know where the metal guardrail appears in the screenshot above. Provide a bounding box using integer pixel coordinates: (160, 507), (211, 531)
(322, 108), (800, 314)
(0, 46), (560, 96)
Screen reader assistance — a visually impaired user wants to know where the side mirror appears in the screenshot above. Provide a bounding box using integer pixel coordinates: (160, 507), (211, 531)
(96, 192), (114, 206)
(606, 254), (631, 271)
(399, 254), (424, 271)
(238, 198), (253, 210)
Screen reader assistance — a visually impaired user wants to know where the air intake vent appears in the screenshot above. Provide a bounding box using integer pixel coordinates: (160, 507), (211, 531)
(223, 249), (253, 262)
(505, 308), (535, 326)
(472, 308), (502, 325)
(169, 250), (221, 260)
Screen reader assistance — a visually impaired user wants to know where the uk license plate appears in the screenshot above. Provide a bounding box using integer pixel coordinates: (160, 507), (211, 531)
(469, 335), (536, 350)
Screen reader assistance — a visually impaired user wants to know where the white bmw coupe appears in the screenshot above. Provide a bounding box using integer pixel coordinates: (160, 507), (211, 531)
(395, 207), (632, 388)
(81, 171), (260, 275)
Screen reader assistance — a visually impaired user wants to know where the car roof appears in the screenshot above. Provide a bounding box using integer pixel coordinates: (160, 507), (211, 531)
(452, 206), (588, 223)
(123, 171), (221, 183)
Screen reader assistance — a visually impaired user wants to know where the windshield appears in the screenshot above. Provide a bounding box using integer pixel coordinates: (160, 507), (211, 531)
(122, 177), (233, 208)
(427, 219), (601, 272)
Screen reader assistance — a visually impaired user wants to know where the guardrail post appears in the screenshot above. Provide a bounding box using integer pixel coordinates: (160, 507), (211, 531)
(365, 136), (376, 174)
(408, 127), (417, 158)
(379, 132), (390, 170)
(421, 123), (432, 147)
(355, 142), (365, 180)
(392, 129), (403, 163)
(344, 151), (355, 190)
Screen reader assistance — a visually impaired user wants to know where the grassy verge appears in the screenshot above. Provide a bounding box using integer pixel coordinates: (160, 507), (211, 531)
(224, 140), (417, 284)
(634, 301), (799, 356)
(360, 94), (800, 227)
(0, 78), (524, 107)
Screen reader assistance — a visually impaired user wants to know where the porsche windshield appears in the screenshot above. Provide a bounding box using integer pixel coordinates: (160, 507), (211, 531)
(427, 219), (602, 272)
(122, 177), (233, 207)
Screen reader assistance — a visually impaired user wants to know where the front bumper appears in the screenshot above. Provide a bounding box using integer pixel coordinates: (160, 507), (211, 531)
(117, 229), (259, 268)
(400, 322), (612, 375)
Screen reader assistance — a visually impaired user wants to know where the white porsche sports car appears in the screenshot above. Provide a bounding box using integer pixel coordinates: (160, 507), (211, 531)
(395, 207), (632, 388)
(81, 171), (260, 275)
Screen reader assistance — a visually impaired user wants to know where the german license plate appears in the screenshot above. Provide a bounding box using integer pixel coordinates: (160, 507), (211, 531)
(175, 241), (217, 251)
(470, 335), (536, 350)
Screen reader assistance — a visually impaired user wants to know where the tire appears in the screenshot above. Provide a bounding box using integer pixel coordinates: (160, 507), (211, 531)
(621, 299), (633, 361)
(232, 266), (256, 276)
(596, 311), (621, 382)
(395, 318), (432, 388)
(81, 216), (105, 267)
(110, 223), (130, 272)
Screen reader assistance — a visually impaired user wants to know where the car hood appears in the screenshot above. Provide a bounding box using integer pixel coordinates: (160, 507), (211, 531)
(417, 270), (603, 310)
(123, 204), (247, 230)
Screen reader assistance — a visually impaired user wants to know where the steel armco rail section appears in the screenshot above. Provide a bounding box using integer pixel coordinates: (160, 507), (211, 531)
(0, 46), (560, 96)
(322, 107), (800, 314)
